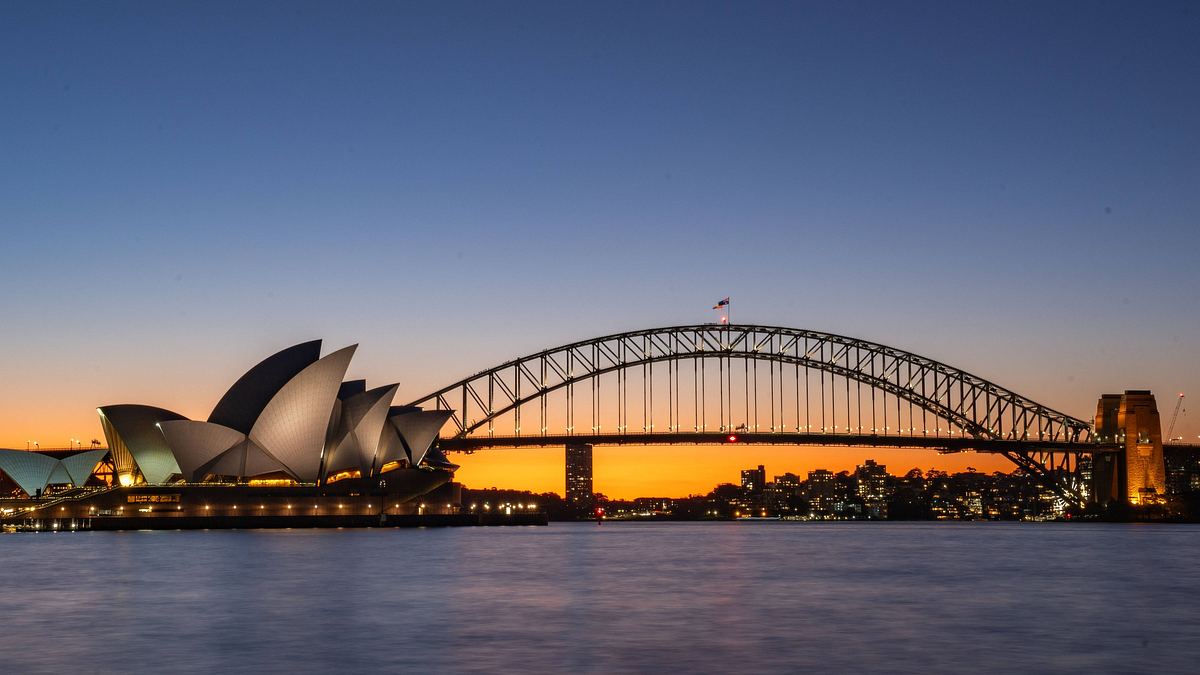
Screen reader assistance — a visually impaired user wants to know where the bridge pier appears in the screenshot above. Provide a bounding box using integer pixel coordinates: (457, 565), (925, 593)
(1094, 391), (1166, 505)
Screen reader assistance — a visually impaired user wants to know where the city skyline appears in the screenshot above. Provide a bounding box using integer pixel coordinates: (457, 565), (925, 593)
(5, 4), (1200, 673)
(3, 2), (1198, 499)
(3, 322), (1193, 499)
(3, 320), (1195, 499)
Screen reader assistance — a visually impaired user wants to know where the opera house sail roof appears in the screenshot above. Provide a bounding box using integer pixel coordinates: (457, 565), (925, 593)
(97, 405), (187, 484)
(324, 383), (400, 478)
(78, 340), (453, 490)
(390, 409), (456, 467)
(208, 339), (322, 434)
(0, 448), (107, 497)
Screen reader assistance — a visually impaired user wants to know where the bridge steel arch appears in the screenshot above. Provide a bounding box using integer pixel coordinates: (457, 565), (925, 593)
(406, 324), (1097, 504)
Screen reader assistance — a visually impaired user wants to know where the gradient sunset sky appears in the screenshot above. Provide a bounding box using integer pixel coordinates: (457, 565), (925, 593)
(2, 1), (1197, 498)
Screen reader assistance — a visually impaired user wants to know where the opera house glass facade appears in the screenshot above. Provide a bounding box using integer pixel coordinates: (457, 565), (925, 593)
(1, 341), (458, 524)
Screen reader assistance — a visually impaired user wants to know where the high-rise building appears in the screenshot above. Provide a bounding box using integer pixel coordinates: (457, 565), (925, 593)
(764, 472), (802, 515)
(741, 464), (766, 493)
(1165, 446), (1200, 495)
(805, 469), (836, 516)
(565, 443), (594, 516)
(774, 472), (801, 489)
(855, 459), (891, 519)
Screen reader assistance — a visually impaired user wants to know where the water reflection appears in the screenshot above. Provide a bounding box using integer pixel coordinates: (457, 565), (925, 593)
(2, 523), (1198, 673)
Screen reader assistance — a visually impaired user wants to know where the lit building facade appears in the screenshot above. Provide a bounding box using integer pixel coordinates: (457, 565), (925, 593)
(565, 443), (593, 516)
(804, 469), (837, 516)
(855, 459), (891, 519)
(741, 465), (766, 493)
(1165, 446), (1200, 495)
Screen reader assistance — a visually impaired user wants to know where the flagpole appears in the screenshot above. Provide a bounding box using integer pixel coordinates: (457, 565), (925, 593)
(713, 297), (731, 325)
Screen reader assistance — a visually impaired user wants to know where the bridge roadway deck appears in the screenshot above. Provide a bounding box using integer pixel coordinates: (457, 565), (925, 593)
(440, 432), (1122, 454)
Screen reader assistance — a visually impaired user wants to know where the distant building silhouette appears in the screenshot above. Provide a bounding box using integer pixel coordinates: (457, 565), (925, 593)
(741, 464), (766, 493)
(855, 459), (890, 519)
(804, 469), (836, 516)
(565, 443), (593, 516)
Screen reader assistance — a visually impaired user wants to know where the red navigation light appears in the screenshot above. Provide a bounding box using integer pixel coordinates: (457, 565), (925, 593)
(727, 434), (738, 442)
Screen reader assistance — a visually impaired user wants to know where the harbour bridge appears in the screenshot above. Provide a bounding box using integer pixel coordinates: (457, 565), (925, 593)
(406, 324), (1135, 507)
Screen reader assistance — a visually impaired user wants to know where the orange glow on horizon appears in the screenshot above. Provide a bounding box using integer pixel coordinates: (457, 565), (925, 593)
(5, 419), (1011, 500)
(452, 444), (1013, 500)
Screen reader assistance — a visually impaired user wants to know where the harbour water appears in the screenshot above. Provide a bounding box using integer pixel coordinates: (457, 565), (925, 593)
(2, 522), (1198, 673)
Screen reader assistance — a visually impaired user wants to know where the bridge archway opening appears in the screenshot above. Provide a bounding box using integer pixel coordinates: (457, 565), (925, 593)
(449, 442), (1027, 502)
(407, 325), (1098, 505)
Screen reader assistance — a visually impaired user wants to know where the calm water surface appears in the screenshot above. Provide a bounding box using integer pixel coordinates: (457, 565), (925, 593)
(1, 522), (1198, 673)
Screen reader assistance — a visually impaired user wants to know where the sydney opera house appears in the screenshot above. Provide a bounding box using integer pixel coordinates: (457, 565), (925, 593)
(1, 340), (465, 529)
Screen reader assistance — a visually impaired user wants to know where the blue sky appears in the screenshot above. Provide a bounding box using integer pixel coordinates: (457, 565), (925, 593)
(2, 0), (1198, 450)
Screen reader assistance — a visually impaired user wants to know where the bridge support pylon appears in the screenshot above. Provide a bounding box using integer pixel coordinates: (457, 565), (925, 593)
(1094, 390), (1167, 505)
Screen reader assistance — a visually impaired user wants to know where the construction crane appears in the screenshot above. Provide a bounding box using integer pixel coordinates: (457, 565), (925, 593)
(1165, 393), (1185, 442)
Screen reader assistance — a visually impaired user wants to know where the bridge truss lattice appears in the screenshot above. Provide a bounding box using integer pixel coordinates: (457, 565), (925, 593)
(407, 325), (1100, 505)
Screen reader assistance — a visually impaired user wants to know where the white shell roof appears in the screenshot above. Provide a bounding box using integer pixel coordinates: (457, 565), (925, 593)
(249, 345), (357, 482)
(158, 420), (247, 482)
(0, 448), (105, 496)
(389, 410), (454, 467)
